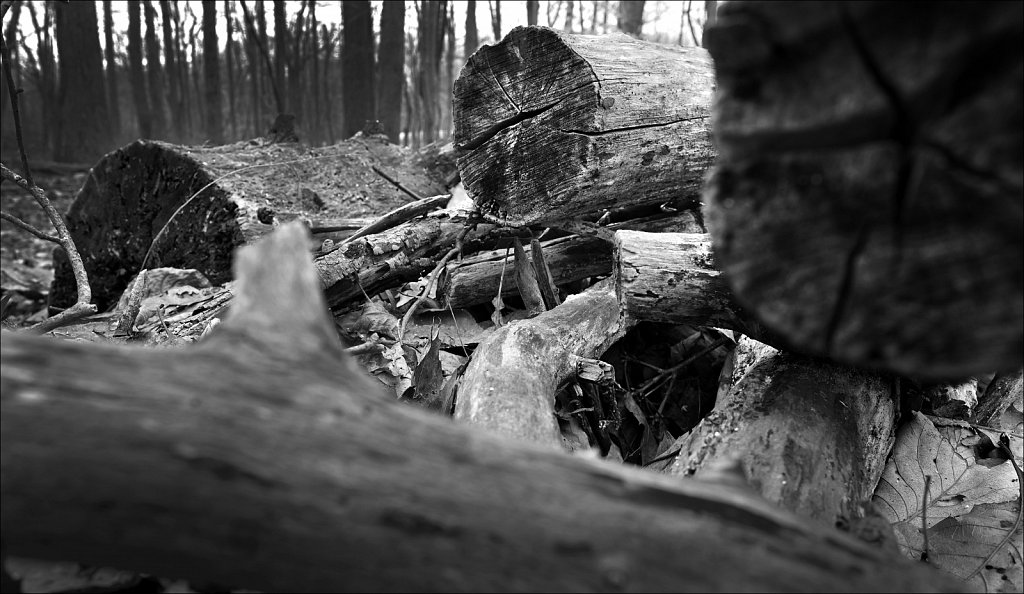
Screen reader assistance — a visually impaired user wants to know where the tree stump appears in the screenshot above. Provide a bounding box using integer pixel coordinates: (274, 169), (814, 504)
(453, 26), (716, 226)
(50, 137), (447, 311)
(702, 2), (1023, 379)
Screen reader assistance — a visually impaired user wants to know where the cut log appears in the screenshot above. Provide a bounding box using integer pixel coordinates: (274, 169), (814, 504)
(441, 211), (703, 309)
(613, 231), (780, 345)
(2, 223), (958, 592)
(702, 2), (1023, 379)
(665, 336), (899, 529)
(453, 26), (715, 226)
(50, 137), (447, 311)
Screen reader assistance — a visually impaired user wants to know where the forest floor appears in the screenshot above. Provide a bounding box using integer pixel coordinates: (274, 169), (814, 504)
(0, 168), (82, 326)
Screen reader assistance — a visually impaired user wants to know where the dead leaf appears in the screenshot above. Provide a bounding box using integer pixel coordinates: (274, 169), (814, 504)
(873, 412), (1021, 584)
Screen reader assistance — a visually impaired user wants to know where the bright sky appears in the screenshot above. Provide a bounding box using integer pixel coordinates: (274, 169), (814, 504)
(10, 1), (709, 59)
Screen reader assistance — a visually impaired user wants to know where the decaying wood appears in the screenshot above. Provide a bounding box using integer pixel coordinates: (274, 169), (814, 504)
(453, 26), (715, 225)
(665, 336), (899, 528)
(441, 211), (702, 309)
(315, 213), (495, 311)
(50, 136), (447, 311)
(973, 369), (1023, 426)
(702, 2), (1023, 379)
(1, 223), (958, 592)
(453, 278), (632, 446)
(613, 231), (778, 345)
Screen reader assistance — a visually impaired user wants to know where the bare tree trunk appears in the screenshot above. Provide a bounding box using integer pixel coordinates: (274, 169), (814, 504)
(415, 0), (445, 146)
(202, 0), (223, 144)
(342, 0), (374, 138)
(272, 0), (287, 112)
(102, 0), (121, 140)
(564, 0), (575, 32)
(377, 0), (405, 144)
(466, 0), (479, 56)
(617, 0), (644, 37)
(308, 0), (319, 144)
(489, 0), (501, 40)
(144, 0), (166, 140)
(224, 0), (237, 140)
(159, 0), (181, 139)
(527, 0), (539, 27)
(54, 0), (110, 162)
(127, 1), (152, 138)
(702, 0), (716, 47)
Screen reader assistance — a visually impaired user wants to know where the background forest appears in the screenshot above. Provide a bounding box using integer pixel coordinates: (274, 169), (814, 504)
(0, 0), (714, 164)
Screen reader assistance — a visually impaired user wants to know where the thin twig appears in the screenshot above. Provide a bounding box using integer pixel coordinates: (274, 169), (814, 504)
(0, 210), (60, 243)
(0, 22), (33, 186)
(334, 194), (450, 249)
(635, 337), (731, 395)
(371, 164), (425, 201)
(398, 225), (472, 338)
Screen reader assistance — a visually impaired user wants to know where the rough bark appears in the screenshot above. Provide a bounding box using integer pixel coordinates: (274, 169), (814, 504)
(664, 336), (900, 529)
(441, 211), (703, 309)
(3, 224), (957, 593)
(102, 0), (121, 140)
(453, 27), (715, 226)
(50, 138), (446, 311)
(613, 231), (780, 346)
(465, 0), (479, 55)
(972, 369), (1023, 426)
(702, 2), (1023, 379)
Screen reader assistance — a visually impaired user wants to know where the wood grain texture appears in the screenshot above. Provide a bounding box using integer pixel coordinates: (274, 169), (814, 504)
(453, 26), (715, 225)
(702, 2), (1023, 379)
(3, 224), (959, 592)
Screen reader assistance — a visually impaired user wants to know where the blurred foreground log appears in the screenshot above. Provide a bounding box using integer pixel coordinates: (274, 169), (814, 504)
(454, 26), (715, 225)
(703, 2), (1023, 379)
(2, 224), (957, 593)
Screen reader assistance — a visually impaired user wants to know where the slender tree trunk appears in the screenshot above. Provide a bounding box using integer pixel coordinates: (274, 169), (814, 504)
(309, 1), (319, 144)
(489, 0), (501, 40)
(159, 1), (181, 138)
(257, 0), (271, 119)
(225, 0), (237, 140)
(102, 0), (121, 140)
(702, 0), (717, 47)
(273, 0), (287, 113)
(144, 0), (166, 139)
(127, 1), (151, 138)
(444, 2), (455, 139)
(589, 0), (599, 32)
(526, 0), (539, 27)
(202, 0), (223, 144)
(322, 24), (336, 143)
(601, 0), (610, 33)
(377, 0), (405, 144)
(416, 0), (445, 147)
(341, 0), (374, 138)
(53, 0), (111, 162)
(617, 0), (645, 37)
(466, 0), (479, 56)
(564, 0), (575, 31)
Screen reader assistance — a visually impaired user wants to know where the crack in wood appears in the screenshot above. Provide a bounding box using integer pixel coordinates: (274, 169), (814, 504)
(455, 102), (559, 151)
(559, 115), (707, 137)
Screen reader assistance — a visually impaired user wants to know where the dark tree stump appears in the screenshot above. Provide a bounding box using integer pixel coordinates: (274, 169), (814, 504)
(50, 137), (446, 311)
(453, 26), (715, 226)
(703, 2), (1023, 379)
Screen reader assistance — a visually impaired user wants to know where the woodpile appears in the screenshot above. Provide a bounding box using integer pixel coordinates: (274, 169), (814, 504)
(5, 8), (1018, 591)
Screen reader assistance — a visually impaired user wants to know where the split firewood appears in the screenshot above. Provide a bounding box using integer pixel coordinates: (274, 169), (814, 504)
(453, 26), (715, 225)
(663, 336), (899, 530)
(1, 223), (958, 592)
(702, 2), (1023, 379)
(50, 136), (447, 311)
